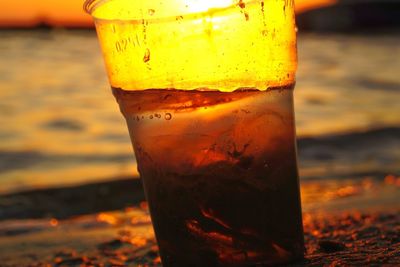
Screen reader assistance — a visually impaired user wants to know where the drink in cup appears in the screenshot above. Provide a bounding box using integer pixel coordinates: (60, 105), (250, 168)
(85, 0), (304, 266)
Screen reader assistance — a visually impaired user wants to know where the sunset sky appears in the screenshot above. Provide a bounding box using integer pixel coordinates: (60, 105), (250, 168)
(0, 0), (336, 27)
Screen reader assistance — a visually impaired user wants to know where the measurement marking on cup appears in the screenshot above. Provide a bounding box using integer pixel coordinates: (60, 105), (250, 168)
(115, 36), (142, 53)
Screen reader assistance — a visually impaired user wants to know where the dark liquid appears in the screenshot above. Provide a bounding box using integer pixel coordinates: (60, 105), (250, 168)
(113, 86), (304, 266)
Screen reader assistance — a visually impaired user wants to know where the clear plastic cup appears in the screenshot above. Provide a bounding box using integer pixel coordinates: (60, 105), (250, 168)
(85, 0), (304, 266)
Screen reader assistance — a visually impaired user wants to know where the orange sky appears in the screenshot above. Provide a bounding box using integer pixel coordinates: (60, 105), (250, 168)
(0, 0), (336, 27)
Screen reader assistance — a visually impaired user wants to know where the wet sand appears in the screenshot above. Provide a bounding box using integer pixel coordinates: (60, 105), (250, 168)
(0, 206), (398, 266)
(0, 178), (144, 220)
(0, 176), (399, 266)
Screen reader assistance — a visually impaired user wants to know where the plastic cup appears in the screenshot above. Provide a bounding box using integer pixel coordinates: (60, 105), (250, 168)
(85, 0), (304, 266)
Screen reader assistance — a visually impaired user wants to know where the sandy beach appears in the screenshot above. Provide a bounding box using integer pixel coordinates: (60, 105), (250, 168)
(0, 174), (399, 266)
(1, 210), (400, 266)
(0, 29), (399, 266)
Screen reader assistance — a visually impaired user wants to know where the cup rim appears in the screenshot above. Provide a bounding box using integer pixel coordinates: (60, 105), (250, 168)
(84, 0), (103, 15)
(83, 0), (262, 22)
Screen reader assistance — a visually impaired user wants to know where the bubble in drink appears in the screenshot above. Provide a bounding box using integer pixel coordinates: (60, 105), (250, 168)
(165, 113), (172, 120)
(113, 85), (304, 267)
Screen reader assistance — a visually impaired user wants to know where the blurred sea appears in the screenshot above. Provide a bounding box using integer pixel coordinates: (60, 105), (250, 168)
(0, 30), (399, 196)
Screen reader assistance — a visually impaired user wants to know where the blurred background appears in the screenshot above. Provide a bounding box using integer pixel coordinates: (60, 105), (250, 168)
(0, 0), (399, 215)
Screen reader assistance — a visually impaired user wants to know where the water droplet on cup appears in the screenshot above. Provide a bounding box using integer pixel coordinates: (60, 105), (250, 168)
(149, 115), (154, 119)
(143, 48), (150, 63)
(165, 113), (172, 120)
(148, 9), (155, 16)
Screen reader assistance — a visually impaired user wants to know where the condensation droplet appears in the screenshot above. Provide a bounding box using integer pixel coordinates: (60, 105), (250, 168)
(148, 9), (155, 16)
(143, 48), (150, 63)
(262, 29), (268, 36)
(149, 115), (154, 119)
(165, 113), (172, 120)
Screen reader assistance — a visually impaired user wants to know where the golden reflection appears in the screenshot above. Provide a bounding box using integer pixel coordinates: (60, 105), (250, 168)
(139, 201), (149, 210)
(153, 256), (162, 264)
(49, 218), (59, 227)
(300, 178), (371, 206)
(130, 236), (147, 247)
(384, 174), (400, 187)
(130, 216), (152, 225)
(184, 0), (235, 13)
(301, 175), (400, 214)
(0, 164), (138, 195)
(324, 185), (360, 200)
(96, 212), (118, 225)
(88, 0), (297, 91)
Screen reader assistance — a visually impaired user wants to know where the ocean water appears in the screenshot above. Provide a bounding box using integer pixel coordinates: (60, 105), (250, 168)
(0, 30), (399, 195)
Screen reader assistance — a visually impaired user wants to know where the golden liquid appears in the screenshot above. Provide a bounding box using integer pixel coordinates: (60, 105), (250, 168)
(113, 85), (304, 266)
(91, 0), (297, 92)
